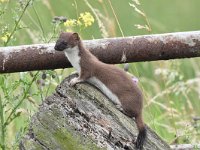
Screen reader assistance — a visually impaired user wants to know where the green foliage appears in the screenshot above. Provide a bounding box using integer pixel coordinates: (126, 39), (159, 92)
(0, 71), (39, 149)
(0, 0), (200, 149)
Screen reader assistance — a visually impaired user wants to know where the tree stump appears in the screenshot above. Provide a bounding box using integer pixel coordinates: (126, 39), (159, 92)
(20, 74), (170, 150)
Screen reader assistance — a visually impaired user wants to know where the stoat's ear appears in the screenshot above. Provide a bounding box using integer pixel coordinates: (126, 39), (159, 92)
(72, 32), (80, 41)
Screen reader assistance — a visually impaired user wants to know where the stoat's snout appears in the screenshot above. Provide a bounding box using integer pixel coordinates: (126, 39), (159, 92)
(54, 45), (61, 51)
(54, 40), (68, 51)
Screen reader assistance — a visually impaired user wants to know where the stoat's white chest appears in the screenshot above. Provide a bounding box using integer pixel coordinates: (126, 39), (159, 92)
(64, 46), (81, 73)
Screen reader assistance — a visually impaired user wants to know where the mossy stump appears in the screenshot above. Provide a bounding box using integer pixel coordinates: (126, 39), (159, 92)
(20, 74), (170, 150)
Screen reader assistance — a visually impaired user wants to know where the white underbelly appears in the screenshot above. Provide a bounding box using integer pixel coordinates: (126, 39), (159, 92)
(87, 77), (121, 106)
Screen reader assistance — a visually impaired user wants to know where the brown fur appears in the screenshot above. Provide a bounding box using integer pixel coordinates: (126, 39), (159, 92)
(77, 36), (143, 118)
(55, 32), (146, 149)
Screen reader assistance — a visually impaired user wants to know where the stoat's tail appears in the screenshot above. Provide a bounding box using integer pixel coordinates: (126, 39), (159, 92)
(135, 114), (147, 150)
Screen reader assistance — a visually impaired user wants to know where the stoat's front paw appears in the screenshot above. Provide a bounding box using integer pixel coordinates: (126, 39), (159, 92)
(69, 77), (79, 87)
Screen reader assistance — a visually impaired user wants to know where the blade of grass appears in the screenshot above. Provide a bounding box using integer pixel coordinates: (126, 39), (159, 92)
(32, 4), (46, 42)
(107, 0), (124, 37)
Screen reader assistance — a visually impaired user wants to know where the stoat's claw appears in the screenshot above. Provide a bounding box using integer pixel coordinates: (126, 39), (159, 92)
(69, 77), (79, 87)
(116, 105), (123, 112)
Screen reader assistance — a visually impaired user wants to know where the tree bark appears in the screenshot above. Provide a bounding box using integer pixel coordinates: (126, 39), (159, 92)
(20, 74), (170, 150)
(1, 31), (200, 73)
(171, 144), (200, 150)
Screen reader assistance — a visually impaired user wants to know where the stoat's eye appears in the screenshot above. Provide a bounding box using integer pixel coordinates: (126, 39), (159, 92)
(63, 41), (68, 46)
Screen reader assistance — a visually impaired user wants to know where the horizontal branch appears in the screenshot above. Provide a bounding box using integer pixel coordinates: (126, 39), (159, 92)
(0, 31), (200, 73)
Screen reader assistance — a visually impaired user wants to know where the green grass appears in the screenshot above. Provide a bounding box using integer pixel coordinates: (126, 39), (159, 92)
(0, 0), (200, 149)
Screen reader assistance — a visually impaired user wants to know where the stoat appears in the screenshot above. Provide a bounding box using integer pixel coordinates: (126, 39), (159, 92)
(54, 32), (146, 149)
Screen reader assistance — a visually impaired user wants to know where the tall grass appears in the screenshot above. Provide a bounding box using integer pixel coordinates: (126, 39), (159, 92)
(0, 0), (200, 149)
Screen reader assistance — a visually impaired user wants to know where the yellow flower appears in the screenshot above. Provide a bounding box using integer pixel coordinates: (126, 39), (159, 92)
(64, 19), (76, 27)
(0, 0), (9, 2)
(79, 12), (94, 27)
(77, 20), (82, 26)
(1, 32), (11, 42)
(63, 12), (94, 30)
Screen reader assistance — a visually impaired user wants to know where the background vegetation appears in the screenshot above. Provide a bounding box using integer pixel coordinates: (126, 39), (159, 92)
(0, 0), (200, 149)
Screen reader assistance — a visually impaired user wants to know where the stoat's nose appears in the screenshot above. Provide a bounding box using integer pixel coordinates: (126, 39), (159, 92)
(55, 39), (68, 51)
(54, 44), (63, 51)
(54, 45), (59, 51)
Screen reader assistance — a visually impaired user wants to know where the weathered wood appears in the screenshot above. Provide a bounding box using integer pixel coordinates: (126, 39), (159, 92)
(20, 74), (170, 150)
(1, 31), (200, 73)
(171, 144), (200, 150)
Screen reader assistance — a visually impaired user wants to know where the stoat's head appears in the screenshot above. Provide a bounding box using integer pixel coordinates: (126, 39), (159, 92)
(54, 32), (80, 51)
